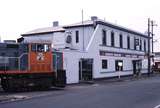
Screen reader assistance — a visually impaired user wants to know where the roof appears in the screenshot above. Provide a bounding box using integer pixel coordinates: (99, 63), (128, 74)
(22, 18), (148, 38)
(64, 19), (148, 38)
(96, 20), (148, 38)
(21, 26), (65, 36)
(63, 20), (94, 28)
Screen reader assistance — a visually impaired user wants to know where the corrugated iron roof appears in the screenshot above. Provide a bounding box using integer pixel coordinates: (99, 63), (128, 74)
(63, 20), (94, 28)
(21, 26), (65, 36)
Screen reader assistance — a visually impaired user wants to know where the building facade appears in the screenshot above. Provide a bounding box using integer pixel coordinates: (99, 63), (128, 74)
(21, 17), (149, 84)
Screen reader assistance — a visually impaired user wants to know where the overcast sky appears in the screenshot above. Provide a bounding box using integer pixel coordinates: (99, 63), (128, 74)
(0, 0), (159, 51)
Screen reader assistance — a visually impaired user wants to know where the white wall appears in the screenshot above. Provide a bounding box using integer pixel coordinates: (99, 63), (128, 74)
(65, 26), (94, 50)
(52, 32), (65, 49)
(85, 24), (148, 79)
(24, 34), (53, 43)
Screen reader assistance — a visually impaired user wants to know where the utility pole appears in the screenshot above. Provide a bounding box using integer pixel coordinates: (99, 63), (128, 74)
(147, 18), (157, 76)
(148, 18), (151, 76)
(151, 20), (157, 71)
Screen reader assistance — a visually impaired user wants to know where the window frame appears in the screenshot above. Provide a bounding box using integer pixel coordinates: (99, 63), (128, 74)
(134, 38), (136, 50)
(119, 34), (123, 48)
(139, 39), (142, 51)
(102, 59), (108, 69)
(102, 29), (107, 45)
(31, 44), (50, 52)
(127, 36), (130, 49)
(115, 60), (123, 71)
(75, 30), (79, 43)
(111, 31), (115, 47)
(144, 40), (146, 52)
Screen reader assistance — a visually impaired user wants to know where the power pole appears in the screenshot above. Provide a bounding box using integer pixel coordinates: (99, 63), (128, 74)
(148, 18), (151, 76)
(151, 20), (157, 71)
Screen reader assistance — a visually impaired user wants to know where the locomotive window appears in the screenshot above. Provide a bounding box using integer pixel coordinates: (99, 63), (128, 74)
(37, 44), (44, 52)
(7, 44), (19, 49)
(44, 44), (50, 52)
(31, 44), (50, 52)
(37, 44), (49, 52)
(31, 44), (36, 52)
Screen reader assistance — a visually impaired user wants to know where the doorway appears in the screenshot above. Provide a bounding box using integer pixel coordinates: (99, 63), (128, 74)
(132, 60), (142, 75)
(79, 59), (93, 81)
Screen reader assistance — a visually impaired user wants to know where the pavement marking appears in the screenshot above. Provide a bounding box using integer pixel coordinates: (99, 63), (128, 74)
(154, 104), (160, 108)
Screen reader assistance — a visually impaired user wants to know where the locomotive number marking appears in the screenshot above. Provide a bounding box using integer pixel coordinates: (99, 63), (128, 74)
(37, 53), (44, 61)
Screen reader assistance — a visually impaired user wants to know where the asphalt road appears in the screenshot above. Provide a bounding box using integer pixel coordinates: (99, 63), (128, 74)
(1, 77), (160, 108)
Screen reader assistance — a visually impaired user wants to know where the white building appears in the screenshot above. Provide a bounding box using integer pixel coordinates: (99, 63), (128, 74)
(21, 17), (149, 84)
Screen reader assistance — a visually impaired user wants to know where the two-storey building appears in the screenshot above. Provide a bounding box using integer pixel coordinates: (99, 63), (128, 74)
(21, 17), (149, 84)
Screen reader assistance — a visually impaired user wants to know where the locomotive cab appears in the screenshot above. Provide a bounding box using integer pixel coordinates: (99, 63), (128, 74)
(29, 43), (53, 73)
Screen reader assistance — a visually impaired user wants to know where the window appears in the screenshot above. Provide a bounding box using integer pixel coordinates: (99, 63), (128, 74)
(127, 36), (130, 49)
(75, 31), (79, 43)
(134, 38), (136, 50)
(37, 44), (45, 52)
(111, 31), (115, 47)
(144, 40), (146, 52)
(31, 44), (50, 52)
(102, 60), (108, 69)
(115, 60), (123, 71)
(119, 34), (123, 48)
(44, 44), (50, 52)
(134, 38), (139, 50)
(140, 39), (142, 51)
(102, 30), (107, 45)
(31, 44), (36, 51)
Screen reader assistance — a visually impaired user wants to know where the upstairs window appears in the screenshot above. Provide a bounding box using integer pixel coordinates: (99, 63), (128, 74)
(140, 39), (142, 51)
(119, 34), (123, 48)
(127, 36), (130, 49)
(75, 31), (79, 43)
(134, 38), (136, 50)
(102, 30), (107, 45)
(111, 31), (115, 47)
(144, 40), (146, 52)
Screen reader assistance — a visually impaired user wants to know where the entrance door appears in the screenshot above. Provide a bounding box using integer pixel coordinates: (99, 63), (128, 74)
(79, 59), (93, 81)
(132, 60), (142, 75)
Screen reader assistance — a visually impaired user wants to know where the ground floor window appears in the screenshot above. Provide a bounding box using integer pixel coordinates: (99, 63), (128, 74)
(102, 59), (108, 69)
(115, 60), (123, 71)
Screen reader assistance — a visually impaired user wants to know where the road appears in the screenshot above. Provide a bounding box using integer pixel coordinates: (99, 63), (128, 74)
(1, 77), (160, 108)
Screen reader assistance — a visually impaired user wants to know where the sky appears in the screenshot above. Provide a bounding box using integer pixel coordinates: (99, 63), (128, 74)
(0, 0), (159, 51)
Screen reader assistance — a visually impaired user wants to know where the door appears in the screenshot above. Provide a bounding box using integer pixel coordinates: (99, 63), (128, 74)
(79, 59), (93, 81)
(132, 60), (142, 75)
(132, 61), (137, 75)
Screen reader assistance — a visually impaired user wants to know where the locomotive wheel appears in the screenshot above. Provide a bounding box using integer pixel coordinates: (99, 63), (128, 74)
(1, 79), (11, 92)
(1, 79), (17, 92)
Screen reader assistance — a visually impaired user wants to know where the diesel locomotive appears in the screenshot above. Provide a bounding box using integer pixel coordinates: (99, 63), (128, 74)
(0, 41), (66, 92)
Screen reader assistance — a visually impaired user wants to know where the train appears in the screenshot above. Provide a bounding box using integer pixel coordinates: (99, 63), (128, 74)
(0, 41), (66, 92)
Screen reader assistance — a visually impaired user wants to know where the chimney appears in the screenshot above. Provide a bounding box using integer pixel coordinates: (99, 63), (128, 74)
(53, 21), (59, 27)
(91, 16), (98, 21)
